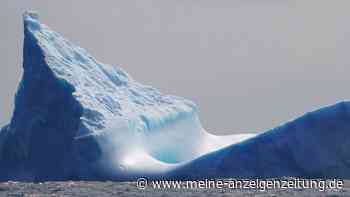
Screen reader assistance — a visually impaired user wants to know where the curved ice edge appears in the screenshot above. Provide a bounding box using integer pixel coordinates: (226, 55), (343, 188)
(109, 101), (350, 181)
(86, 130), (256, 180)
(81, 112), (256, 179)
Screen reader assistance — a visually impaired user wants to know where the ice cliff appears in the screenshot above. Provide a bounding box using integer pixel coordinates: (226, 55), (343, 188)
(0, 12), (349, 181)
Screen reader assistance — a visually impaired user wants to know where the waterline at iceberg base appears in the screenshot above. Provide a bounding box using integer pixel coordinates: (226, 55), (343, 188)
(0, 12), (349, 181)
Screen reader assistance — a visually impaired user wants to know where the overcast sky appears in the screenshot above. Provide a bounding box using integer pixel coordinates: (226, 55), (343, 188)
(1, 1), (350, 134)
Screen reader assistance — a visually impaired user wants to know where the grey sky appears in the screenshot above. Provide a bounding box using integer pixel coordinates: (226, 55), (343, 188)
(1, 1), (350, 134)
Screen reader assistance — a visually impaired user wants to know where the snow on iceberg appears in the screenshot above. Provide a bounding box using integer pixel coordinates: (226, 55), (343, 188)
(1, 11), (349, 181)
(0, 11), (254, 181)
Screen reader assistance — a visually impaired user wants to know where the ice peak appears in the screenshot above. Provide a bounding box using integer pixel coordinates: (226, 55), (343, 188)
(23, 10), (39, 21)
(23, 11), (41, 32)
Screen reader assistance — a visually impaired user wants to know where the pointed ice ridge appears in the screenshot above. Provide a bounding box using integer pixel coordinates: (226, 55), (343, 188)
(22, 12), (197, 136)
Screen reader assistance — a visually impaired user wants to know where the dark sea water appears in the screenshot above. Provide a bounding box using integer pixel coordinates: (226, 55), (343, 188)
(0, 180), (349, 197)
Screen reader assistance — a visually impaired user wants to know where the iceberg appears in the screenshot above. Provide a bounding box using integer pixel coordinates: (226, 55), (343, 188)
(0, 12), (254, 181)
(0, 11), (349, 181)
